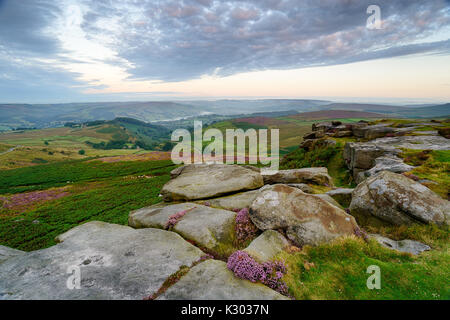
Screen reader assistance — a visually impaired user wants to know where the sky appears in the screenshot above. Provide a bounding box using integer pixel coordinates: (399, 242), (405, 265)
(0, 0), (450, 104)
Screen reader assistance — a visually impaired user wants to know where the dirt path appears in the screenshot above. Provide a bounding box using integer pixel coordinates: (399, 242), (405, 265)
(0, 145), (21, 156)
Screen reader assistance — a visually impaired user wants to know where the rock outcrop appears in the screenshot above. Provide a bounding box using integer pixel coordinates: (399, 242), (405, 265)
(129, 203), (236, 251)
(158, 260), (288, 300)
(262, 167), (334, 187)
(161, 164), (264, 201)
(249, 185), (359, 246)
(350, 171), (450, 226)
(0, 222), (205, 300)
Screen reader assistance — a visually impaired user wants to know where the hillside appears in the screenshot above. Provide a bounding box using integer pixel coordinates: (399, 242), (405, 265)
(0, 118), (171, 169)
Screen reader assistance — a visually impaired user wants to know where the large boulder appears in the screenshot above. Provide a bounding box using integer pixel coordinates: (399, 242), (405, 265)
(249, 185), (360, 246)
(162, 164), (264, 201)
(262, 168), (334, 187)
(158, 260), (288, 300)
(243, 230), (289, 263)
(0, 245), (25, 264)
(0, 222), (205, 300)
(129, 203), (236, 251)
(369, 234), (431, 255)
(350, 171), (450, 226)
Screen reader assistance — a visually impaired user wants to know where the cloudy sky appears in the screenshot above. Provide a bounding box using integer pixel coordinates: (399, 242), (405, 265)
(0, 0), (450, 103)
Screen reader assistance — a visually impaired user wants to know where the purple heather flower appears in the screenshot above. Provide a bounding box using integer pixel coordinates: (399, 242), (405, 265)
(227, 251), (289, 296)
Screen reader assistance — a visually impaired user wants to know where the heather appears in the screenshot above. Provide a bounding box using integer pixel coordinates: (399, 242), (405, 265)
(0, 187), (70, 215)
(0, 159), (175, 251)
(227, 250), (289, 296)
(165, 208), (195, 229)
(234, 208), (259, 245)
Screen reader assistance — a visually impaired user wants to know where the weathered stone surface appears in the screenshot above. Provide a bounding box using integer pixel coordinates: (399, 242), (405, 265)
(250, 185), (359, 246)
(363, 156), (415, 179)
(162, 164), (264, 201)
(352, 123), (393, 139)
(334, 130), (353, 138)
(0, 222), (205, 300)
(369, 234), (431, 255)
(344, 142), (398, 171)
(158, 260), (288, 300)
(196, 190), (260, 210)
(326, 188), (354, 208)
(262, 167), (334, 187)
(243, 230), (289, 263)
(312, 194), (344, 209)
(287, 183), (314, 193)
(350, 171), (450, 226)
(0, 245), (25, 264)
(129, 203), (196, 229)
(129, 203), (236, 251)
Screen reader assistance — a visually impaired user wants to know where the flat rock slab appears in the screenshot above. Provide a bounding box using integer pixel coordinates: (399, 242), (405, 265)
(196, 190), (260, 211)
(369, 234), (431, 255)
(0, 245), (25, 264)
(162, 164), (264, 201)
(262, 168), (334, 187)
(250, 185), (359, 246)
(243, 230), (289, 263)
(0, 222), (205, 300)
(158, 260), (288, 300)
(350, 171), (450, 226)
(372, 135), (450, 151)
(129, 203), (236, 251)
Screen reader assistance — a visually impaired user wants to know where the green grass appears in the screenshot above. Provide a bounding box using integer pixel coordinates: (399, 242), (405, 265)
(0, 163), (175, 251)
(399, 149), (450, 199)
(277, 228), (449, 300)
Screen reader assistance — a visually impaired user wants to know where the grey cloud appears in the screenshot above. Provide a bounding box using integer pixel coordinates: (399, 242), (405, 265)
(81, 0), (449, 81)
(0, 0), (449, 91)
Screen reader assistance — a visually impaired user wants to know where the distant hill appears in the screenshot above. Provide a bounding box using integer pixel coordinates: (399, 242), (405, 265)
(290, 110), (385, 120)
(1, 100), (448, 131)
(317, 103), (450, 118)
(318, 103), (406, 114)
(396, 103), (450, 118)
(0, 99), (329, 130)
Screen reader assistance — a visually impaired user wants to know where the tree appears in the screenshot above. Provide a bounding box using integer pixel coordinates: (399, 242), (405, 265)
(78, 149), (85, 155)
